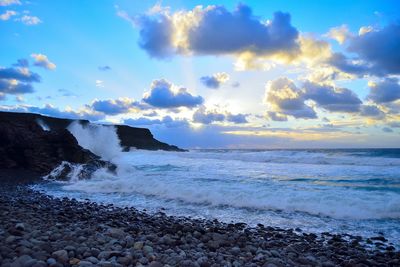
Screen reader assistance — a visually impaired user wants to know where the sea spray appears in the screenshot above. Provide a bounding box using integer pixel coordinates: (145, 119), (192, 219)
(36, 119), (50, 131)
(67, 121), (122, 161)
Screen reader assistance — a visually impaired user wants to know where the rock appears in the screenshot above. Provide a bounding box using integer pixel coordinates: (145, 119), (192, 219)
(148, 261), (163, 267)
(133, 241), (144, 250)
(97, 251), (122, 260)
(180, 260), (198, 267)
(51, 250), (68, 264)
(143, 245), (154, 255)
(106, 228), (125, 239)
(78, 261), (94, 267)
(0, 111), (114, 177)
(15, 223), (25, 231)
(69, 258), (80, 265)
(85, 256), (99, 264)
(31, 261), (47, 267)
(46, 258), (57, 265)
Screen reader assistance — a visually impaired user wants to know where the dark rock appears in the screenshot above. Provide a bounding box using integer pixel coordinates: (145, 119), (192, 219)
(0, 111), (113, 177)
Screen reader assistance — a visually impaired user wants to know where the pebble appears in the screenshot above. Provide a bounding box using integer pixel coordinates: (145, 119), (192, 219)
(0, 182), (398, 267)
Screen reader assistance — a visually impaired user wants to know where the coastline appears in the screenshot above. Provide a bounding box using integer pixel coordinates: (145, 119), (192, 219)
(1, 170), (399, 267)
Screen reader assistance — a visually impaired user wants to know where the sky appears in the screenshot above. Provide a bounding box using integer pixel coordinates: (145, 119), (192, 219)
(1, 0), (400, 149)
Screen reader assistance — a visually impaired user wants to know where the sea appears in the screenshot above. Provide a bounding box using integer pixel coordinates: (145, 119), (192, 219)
(32, 123), (400, 246)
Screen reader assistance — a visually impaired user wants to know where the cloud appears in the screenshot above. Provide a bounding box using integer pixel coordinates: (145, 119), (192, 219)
(330, 23), (400, 76)
(382, 127), (393, 133)
(359, 105), (385, 119)
(327, 52), (373, 76)
(226, 113), (248, 124)
(124, 115), (189, 128)
(265, 77), (316, 120)
(0, 65), (40, 96)
(0, 0), (20, 6)
(98, 65), (111, 71)
(368, 78), (400, 103)
(90, 98), (143, 115)
(0, 67), (41, 82)
(0, 10), (17, 20)
(325, 24), (352, 44)
(12, 58), (29, 68)
(31, 54), (56, 70)
(18, 15), (42, 25)
(232, 81), (240, 88)
(143, 79), (203, 108)
(193, 107), (225, 124)
(95, 80), (104, 88)
(266, 111), (287, 121)
(134, 4), (299, 60)
(0, 78), (34, 95)
(1, 104), (105, 121)
(193, 106), (248, 124)
(388, 122), (400, 128)
(303, 81), (362, 112)
(200, 72), (229, 89)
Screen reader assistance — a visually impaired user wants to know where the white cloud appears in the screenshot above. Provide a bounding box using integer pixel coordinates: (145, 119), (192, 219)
(18, 15), (42, 25)
(0, 10), (17, 20)
(0, 0), (21, 6)
(95, 80), (104, 88)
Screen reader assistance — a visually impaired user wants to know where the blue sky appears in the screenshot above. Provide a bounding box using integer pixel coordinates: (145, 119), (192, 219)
(1, 0), (400, 148)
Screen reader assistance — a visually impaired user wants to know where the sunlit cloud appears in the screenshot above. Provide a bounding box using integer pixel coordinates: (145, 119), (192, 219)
(325, 24), (352, 44)
(31, 54), (56, 70)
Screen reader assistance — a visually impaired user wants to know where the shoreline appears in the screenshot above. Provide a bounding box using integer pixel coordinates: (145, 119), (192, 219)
(1, 171), (399, 267)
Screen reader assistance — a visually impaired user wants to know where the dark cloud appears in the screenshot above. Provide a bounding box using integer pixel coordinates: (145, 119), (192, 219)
(124, 115), (189, 128)
(265, 78), (317, 120)
(0, 67), (41, 82)
(328, 52), (374, 76)
(12, 59), (29, 68)
(200, 73), (229, 89)
(0, 79), (34, 95)
(349, 23), (400, 75)
(359, 105), (385, 118)
(90, 98), (143, 115)
(368, 78), (400, 103)
(136, 4), (299, 58)
(98, 65), (111, 71)
(329, 23), (400, 76)
(143, 79), (204, 108)
(388, 122), (400, 128)
(193, 107), (248, 124)
(226, 113), (248, 124)
(303, 81), (362, 112)
(266, 111), (288, 121)
(188, 6), (299, 55)
(193, 108), (225, 124)
(382, 127), (393, 133)
(0, 64), (41, 97)
(136, 14), (174, 58)
(1, 104), (105, 121)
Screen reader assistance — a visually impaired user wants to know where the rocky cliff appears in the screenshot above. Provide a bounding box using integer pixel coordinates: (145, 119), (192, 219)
(0, 111), (183, 151)
(0, 111), (183, 176)
(0, 112), (111, 175)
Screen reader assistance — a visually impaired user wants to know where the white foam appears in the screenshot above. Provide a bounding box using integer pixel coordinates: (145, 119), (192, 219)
(67, 121), (122, 161)
(59, 150), (400, 220)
